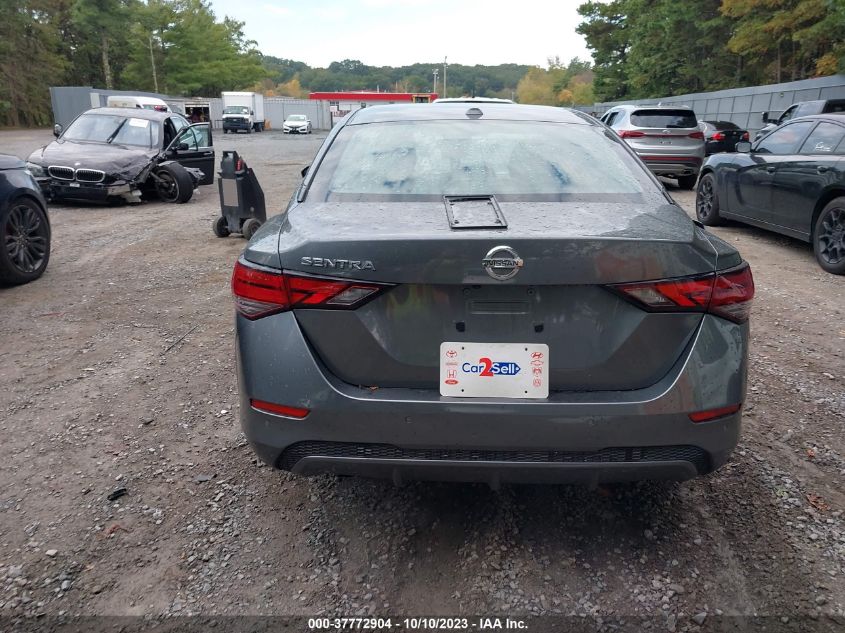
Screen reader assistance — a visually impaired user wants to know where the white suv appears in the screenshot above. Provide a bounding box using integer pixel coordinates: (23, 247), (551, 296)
(600, 105), (705, 189)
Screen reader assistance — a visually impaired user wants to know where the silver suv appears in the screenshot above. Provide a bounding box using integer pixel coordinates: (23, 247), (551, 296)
(600, 105), (705, 189)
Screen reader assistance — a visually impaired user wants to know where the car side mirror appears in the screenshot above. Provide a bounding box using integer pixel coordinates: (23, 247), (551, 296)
(176, 142), (189, 151)
(301, 166), (309, 178)
(761, 111), (768, 123)
(53, 124), (63, 138)
(735, 141), (752, 153)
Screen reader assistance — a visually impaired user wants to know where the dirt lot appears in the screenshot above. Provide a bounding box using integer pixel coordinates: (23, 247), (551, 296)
(1, 128), (844, 630)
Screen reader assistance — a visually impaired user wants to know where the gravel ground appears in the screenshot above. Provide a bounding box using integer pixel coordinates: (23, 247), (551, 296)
(0, 128), (844, 630)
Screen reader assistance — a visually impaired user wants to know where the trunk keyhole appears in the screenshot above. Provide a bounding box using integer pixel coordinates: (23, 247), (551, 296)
(456, 321), (466, 332)
(534, 323), (544, 333)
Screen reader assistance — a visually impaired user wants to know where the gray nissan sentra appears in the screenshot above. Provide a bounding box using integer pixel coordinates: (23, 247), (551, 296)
(233, 103), (754, 486)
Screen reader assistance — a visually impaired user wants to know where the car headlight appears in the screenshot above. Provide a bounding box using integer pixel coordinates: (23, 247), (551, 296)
(26, 162), (45, 177)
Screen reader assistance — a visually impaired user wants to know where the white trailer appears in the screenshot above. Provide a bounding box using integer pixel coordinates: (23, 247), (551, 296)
(221, 92), (265, 133)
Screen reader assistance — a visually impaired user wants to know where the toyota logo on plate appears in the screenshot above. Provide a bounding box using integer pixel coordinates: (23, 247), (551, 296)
(482, 245), (524, 281)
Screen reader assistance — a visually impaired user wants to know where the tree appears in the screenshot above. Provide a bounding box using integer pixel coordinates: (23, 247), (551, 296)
(722, 0), (845, 82)
(156, 0), (265, 95)
(72, 0), (132, 89)
(0, 0), (67, 126)
(577, 1), (630, 100)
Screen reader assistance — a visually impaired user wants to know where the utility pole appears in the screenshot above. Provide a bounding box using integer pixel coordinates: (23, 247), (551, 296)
(149, 35), (159, 93)
(443, 56), (447, 99)
(432, 68), (438, 95)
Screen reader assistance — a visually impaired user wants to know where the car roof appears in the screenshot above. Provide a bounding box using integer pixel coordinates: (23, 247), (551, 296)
(788, 113), (845, 124)
(346, 103), (593, 125)
(432, 97), (515, 104)
(611, 104), (694, 111)
(84, 107), (175, 121)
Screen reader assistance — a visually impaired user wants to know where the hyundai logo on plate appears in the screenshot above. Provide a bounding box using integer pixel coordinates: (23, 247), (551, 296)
(482, 245), (524, 281)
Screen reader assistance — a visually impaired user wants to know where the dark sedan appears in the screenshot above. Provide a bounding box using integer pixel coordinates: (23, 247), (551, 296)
(696, 114), (845, 274)
(27, 107), (215, 205)
(0, 155), (50, 285)
(700, 120), (749, 155)
(234, 103), (754, 486)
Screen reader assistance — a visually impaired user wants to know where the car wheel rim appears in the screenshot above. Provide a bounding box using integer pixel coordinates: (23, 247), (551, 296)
(4, 202), (48, 273)
(156, 172), (177, 201)
(696, 179), (713, 219)
(818, 206), (845, 265)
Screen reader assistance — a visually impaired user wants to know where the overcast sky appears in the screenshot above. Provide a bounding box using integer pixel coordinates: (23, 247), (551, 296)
(209, 0), (591, 68)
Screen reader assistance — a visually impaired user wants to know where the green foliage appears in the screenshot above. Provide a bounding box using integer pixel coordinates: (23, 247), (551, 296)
(0, 0), (266, 126)
(289, 60), (530, 98)
(578, 0), (844, 102)
(0, 0), (68, 127)
(516, 58), (595, 106)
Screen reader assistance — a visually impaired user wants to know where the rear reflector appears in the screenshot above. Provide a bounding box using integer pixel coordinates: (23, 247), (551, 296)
(232, 259), (392, 320)
(689, 403), (741, 423)
(250, 399), (310, 419)
(610, 263), (754, 323)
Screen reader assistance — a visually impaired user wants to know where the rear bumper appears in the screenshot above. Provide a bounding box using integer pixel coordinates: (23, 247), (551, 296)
(237, 312), (747, 484)
(638, 156), (703, 177)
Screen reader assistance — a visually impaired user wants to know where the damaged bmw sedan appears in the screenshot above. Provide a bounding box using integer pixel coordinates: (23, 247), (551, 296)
(233, 103), (755, 486)
(26, 107), (215, 204)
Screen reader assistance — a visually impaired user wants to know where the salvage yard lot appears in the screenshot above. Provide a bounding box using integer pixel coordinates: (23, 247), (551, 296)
(1, 128), (844, 623)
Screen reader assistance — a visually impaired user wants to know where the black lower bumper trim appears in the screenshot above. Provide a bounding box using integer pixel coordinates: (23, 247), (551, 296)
(277, 441), (709, 474)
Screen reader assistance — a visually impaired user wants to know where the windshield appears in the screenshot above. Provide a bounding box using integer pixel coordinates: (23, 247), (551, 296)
(308, 120), (649, 202)
(630, 109), (698, 128)
(62, 114), (159, 147)
(224, 106), (250, 115)
(287, 115), (307, 121)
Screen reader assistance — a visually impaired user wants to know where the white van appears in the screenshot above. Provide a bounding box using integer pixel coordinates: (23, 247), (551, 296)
(106, 95), (170, 112)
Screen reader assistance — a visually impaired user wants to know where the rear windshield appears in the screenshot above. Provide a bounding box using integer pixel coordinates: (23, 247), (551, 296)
(705, 120), (740, 130)
(631, 109), (698, 129)
(822, 101), (845, 114)
(307, 120), (650, 202)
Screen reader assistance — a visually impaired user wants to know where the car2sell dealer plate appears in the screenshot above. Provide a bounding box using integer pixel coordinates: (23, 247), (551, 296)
(439, 342), (549, 399)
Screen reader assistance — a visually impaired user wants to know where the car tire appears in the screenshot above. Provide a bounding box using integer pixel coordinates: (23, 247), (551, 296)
(677, 174), (697, 190)
(813, 197), (845, 275)
(154, 164), (194, 204)
(695, 173), (723, 226)
(242, 218), (261, 240)
(213, 216), (230, 238)
(0, 197), (50, 285)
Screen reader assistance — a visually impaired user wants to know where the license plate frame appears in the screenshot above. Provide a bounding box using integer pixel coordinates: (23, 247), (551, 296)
(439, 342), (549, 399)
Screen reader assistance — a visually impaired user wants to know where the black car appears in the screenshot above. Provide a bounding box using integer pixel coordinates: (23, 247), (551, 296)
(700, 120), (749, 155)
(696, 114), (845, 274)
(27, 107), (215, 205)
(0, 155), (50, 285)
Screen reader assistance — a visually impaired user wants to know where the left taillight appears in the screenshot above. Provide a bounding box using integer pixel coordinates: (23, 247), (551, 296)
(232, 259), (391, 320)
(610, 263), (755, 324)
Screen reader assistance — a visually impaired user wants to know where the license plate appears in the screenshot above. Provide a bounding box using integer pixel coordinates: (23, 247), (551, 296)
(439, 342), (549, 399)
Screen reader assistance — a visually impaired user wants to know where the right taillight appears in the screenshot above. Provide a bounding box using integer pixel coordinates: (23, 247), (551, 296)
(231, 259), (392, 320)
(610, 263), (755, 323)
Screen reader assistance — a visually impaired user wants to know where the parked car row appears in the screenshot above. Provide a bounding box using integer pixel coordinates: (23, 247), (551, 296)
(697, 113), (845, 275)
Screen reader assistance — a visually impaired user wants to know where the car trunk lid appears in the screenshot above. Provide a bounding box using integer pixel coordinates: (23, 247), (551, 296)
(259, 200), (718, 392)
